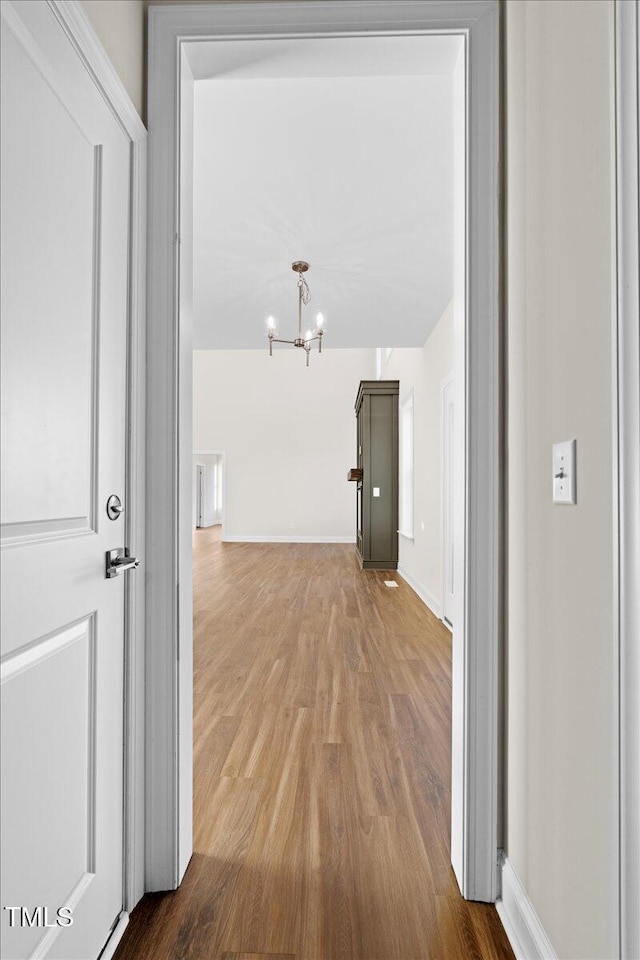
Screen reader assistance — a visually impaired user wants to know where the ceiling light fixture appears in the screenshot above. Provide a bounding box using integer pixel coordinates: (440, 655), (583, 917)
(266, 261), (325, 366)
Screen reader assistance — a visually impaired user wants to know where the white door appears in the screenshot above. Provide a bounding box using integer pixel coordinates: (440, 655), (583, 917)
(443, 378), (455, 627)
(1, 3), (133, 958)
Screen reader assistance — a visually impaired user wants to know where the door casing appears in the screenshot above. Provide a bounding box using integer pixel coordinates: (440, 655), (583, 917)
(147, 0), (501, 902)
(195, 464), (205, 528)
(442, 373), (455, 629)
(613, 2), (640, 957)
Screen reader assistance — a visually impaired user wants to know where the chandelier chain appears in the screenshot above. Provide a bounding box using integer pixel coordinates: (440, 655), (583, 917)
(298, 274), (311, 305)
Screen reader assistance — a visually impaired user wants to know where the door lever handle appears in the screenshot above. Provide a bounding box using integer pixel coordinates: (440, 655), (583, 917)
(106, 548), (140, 579)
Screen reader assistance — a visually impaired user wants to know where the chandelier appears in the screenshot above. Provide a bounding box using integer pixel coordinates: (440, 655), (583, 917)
(266, 261), (325, 366)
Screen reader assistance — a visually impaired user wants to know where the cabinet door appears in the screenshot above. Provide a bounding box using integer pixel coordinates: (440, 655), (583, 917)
(356, 408), (363, 554)
(369, 395), (396, 562)
(361, 396), (372, 560)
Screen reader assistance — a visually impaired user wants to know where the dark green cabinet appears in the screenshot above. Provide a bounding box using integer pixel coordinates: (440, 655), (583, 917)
(353, 380), (399, 570)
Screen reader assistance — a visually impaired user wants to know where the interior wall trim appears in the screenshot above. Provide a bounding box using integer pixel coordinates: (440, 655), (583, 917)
(48, 0), (146, 141)
(223, 534), (356, 544)
(496, 854), (557, 960)
(613, 3), (640, 957)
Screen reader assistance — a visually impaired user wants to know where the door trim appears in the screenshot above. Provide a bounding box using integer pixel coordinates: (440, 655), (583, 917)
(147, 0), (500, 901)
(613, 3), (640, 957)
(194, 464), (205, 528)
(46, 0), (148, 916)
(441, 371), (455, 629)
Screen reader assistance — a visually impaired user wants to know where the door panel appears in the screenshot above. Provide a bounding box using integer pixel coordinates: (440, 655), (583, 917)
(0, 23), (97, 540)
(0, 3), (131, 957)
(1, 618), (96, 960)
(369, 395), (395, 561)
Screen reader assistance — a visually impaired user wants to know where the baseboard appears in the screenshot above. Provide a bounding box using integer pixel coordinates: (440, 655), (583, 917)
(361, 558), (398, 570)
(496, 854), (557, 960)
(222, 534), (356, 544)
(397, 565), (444, 621)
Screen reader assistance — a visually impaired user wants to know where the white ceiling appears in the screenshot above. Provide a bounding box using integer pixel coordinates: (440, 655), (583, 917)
(189, 36), (460, 350)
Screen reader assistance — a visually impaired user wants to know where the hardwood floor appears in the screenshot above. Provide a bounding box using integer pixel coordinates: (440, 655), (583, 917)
(115, 528), (513, 960)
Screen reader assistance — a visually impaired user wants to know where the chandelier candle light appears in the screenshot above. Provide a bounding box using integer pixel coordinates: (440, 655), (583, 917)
(266, 261), (325, 366)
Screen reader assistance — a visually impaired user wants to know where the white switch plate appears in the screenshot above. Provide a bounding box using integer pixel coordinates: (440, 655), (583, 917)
(373, 487), (380, 498)
(552, 439), (576, 504)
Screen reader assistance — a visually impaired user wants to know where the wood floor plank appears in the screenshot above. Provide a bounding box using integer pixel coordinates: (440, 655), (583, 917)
(115, 529), (513, 960)
(220, 953), (296, 960)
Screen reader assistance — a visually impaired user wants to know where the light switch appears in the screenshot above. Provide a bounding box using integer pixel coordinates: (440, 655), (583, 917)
(552, 439), (576, 504)
(373, 487), (381, 498)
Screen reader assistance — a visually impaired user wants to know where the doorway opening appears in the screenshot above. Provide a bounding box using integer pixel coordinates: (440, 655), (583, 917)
(193, 452), (224, 534)
(144, 0), (500, 926)
(185, 36), (469, 930)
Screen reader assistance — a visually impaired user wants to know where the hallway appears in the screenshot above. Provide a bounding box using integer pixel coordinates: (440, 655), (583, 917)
(116, 528), (513, 960)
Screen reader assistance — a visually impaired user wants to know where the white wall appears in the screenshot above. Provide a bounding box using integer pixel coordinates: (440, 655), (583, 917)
(505, 2), (617, 958)
(193, 348), (376, 541)
(382, 301), (453, 617)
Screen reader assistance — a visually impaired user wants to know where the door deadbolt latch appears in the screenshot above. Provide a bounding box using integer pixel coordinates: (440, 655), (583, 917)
(106, 494), (124, 521)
